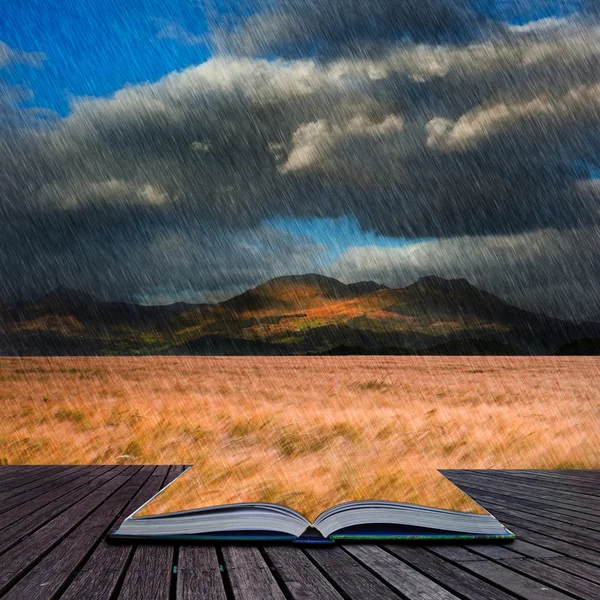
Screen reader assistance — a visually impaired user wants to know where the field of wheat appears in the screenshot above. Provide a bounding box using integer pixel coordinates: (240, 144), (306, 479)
(1, 356), (598, 518)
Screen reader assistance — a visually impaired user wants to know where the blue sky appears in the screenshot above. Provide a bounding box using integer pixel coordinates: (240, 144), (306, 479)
(0, 0), (583, 116)
(0, 0), (212, 115)
(266, 216), (433, 258)
(1, 0), (598, 313)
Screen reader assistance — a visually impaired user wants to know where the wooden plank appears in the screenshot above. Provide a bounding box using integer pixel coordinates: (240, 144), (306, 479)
(2, 467), (599, 600)
(345, 544), (460, 600)
(442, 481), (600, 528)
(448, 478), (600, 523)
(263, 546), (344, 600)
(0, 466), (85, 505)
(446, 469), (600, 504)
(0, 465), (68, 486)
(176, 546), (227, 600)
(60, 466), (174, 600)
(424, 545), (495, 562)
(116, 466), (182, 600)
(500, 523), (600, 567)
(446, 472), (600, 517)
(487, 555), (600, 600)
(464, 540), (560, 560)
(530, 471), (600, 484)
(464, 542), (600, 586)
(305, 545), (401, 600)
(0, 466), (153, 600)
(0, 466), (107, 528)
(221, 546), (286, 600)
(518, 470), (600, 486)
(385, 545), (524, 600)
(0, 465), (87, 506)
(0, 465), (138, 595)
(479, 471), (600, 496)
(438, 541), (600, 580)
(117, 545), (173, 600)
(463, 469), (600, 483)
(427, 547), (579, 600)
(474, 500), (600, 545)
(541, 557), (600, 585)
(479, 506), (600, 552)
(0, 466), (116, 554)
(0, 466), (49, 484)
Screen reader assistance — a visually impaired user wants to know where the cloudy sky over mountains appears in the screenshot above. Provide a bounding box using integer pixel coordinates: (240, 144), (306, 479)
(1, 0), (599, 318)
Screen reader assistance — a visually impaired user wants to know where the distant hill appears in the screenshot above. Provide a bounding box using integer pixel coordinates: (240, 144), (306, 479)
(419, 339), (523, 356)
(555, 338), (600, 355)
(220, 274), (380, 313)
(1, 274), (598, 355)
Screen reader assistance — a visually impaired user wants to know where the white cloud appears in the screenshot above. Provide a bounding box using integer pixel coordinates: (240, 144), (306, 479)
(0, 41), (46, 68)
(427, 84), (600, 150)
(38, 179), (170, 209)
(330, 226), (600, 319)
(2, 12), (600, 311)
(282, 114), (404, 172)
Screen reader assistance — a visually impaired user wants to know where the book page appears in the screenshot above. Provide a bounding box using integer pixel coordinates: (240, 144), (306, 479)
(136, 452), (486, 521)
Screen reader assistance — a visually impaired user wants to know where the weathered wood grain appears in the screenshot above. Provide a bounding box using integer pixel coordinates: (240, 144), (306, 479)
(176, 546), (227, 600)
(221, 546), (286, 600)
(305, 545), (401, 600)
(60, 466), (174, 600)
(0, 468), (599, 600)
(263, 545), (344, 599)
(345, 544), (460, 600)
(386, 545), (522, 600)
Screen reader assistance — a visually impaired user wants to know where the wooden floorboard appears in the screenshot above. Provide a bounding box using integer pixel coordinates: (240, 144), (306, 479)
(221, 546), (286, 600)
(443, 471), (600, 516)
(436, 482), (600, 528)
(444, 479), (600, 523)
(0, 468), (598, 599)
(345, 544), (461, 599)
(60, 466), (175, 600)
(305, 545), (402, 600)
(0, 466), (85, 505)
(386, 544), (519, 600)
(0, 466), (118, 554)
(176, 546), (227, 600)
(0, 466), (96, 514)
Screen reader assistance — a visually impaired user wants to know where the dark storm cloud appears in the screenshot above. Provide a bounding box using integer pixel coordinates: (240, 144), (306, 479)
(331, 226), (600, 320)
(210, 0), (496, 58)
(1, 11), (599, 314)
(0, 209), (328, 302)
(4, 21), (599, 236)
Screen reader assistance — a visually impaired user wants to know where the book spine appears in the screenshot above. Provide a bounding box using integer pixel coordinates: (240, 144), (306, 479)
(293, 536), (335, 545)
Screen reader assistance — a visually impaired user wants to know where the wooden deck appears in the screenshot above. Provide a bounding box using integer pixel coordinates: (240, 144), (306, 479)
(0, 468), (598, 599)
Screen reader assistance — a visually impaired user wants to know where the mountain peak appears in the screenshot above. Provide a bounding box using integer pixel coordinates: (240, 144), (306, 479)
(413, 275), (474, 291)
(262, 274), (344, 287)
(220, 273), (386, 312)
(346, 280), (389, 294)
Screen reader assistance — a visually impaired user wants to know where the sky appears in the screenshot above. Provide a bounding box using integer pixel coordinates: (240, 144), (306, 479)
(0, 0), (599, 318)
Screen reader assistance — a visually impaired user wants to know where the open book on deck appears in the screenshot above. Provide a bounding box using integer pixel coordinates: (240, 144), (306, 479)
(111, 467), (515, 544)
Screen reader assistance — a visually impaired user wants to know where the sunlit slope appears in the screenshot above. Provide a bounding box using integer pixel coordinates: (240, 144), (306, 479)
(1, 275), (597, 354)
(172, 275), (588, 354)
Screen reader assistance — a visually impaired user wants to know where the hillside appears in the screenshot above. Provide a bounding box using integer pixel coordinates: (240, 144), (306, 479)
(1, 274), (597, 355)
(555, 338), (600, 355)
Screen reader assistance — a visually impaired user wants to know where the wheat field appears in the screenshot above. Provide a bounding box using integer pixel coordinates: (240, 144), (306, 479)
(1, 356), (598, 518)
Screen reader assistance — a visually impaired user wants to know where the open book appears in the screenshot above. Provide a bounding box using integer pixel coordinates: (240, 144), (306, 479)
(111, 467), (515, 544)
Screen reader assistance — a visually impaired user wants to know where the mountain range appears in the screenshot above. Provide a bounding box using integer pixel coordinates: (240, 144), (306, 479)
(1, 274), (599, 355)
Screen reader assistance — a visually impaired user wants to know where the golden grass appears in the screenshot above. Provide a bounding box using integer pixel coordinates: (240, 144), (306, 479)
(1, 356), (599, 519)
